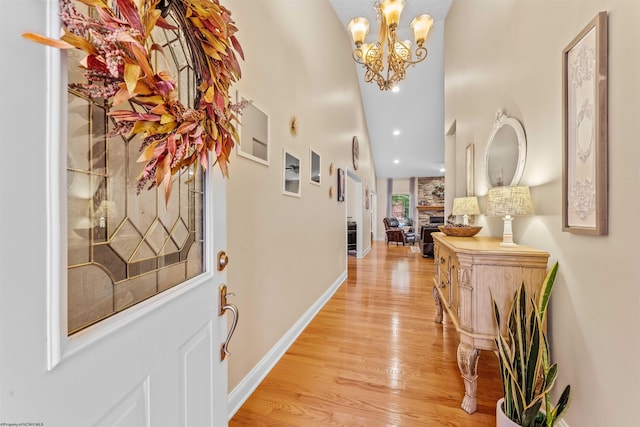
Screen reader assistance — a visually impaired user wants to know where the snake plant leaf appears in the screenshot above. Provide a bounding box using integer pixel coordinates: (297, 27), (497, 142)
(550, 385), (571, 422)
(525, 306), (541, 403)
(538, 262), (559, 321)
(522, 400), (543, 427)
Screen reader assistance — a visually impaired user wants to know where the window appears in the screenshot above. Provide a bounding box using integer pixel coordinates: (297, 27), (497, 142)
(66, 9), (204, 335)
(391, 194), (410, 222)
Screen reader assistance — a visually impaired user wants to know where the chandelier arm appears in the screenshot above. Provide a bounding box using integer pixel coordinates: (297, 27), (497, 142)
(352, 47), (367, 66)
(410, 45), (429, 64)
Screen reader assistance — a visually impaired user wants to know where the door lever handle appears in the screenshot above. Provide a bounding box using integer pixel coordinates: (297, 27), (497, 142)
(219, 284), (239, 361)
(220, 303), (238, 361)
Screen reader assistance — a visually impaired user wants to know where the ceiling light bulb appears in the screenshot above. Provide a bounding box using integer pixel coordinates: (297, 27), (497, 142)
(391, 86), (400, 93)
(440, 167), (445, 173)
(411, 14), (434, 46)
(348, 17), (369, 46)
(380, 0), (405, 27)
(393, 159), (400, 164)
(393, 129), (400, 136)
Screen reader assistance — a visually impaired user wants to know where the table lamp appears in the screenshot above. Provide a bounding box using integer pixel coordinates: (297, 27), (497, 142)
(485, 186), (534, 247)
(452, 197), (480, 225)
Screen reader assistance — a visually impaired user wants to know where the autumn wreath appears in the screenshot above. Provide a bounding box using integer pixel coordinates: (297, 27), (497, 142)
(25, 0), (244, 202)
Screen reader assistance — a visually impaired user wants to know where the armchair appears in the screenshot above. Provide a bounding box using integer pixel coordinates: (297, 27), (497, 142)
(383, 217), (416, 245)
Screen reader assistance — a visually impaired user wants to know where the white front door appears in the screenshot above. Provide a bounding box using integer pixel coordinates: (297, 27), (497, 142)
(0, 1), (231, 426)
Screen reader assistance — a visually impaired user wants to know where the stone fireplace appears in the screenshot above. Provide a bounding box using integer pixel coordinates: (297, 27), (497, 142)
(416, 177), (445, 230)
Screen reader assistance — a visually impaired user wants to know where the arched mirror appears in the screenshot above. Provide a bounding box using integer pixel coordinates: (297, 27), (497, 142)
(485, 111), (527, 188)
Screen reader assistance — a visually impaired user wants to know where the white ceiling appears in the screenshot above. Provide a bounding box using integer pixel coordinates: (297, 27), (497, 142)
(328, 0), (452, 179)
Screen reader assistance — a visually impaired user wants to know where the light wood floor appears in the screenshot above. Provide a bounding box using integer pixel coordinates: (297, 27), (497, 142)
(230, 242), (502, 426)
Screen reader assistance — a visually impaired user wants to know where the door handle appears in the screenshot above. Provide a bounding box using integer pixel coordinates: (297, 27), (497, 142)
(219, 284), (239, 361)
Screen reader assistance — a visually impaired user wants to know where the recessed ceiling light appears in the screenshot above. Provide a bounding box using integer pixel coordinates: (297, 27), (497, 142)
(440, 167), (446, 173)
(393, 129), (400, 136)
(393, 159), (400, 164)
(391, 86), (400, 93)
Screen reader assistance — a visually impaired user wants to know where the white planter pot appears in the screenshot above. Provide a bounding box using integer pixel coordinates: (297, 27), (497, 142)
(496, 398), (522, 427)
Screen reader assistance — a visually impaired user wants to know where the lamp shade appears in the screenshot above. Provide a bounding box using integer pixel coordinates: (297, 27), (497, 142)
(348, 17), (369, 45)
(380, 0), (405, 27)
(410, 14), (433, 45)
(485, 186), (534, 217)
(452, 197), (481, 216)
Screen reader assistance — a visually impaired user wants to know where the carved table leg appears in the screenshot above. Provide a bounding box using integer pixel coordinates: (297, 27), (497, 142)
(432, 287), (443, 323)
(457, 342), (481, 414)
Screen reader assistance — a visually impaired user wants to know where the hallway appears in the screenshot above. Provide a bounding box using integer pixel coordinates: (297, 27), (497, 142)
(230, 242), (502, 426)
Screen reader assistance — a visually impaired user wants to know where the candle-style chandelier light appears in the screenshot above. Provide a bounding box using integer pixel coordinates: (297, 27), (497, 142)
(347, 0), (434, 91)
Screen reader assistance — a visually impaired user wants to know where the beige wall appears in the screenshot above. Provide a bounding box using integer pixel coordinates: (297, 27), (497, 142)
(445, 1), (640, 425)
(226, 0), (376, 393)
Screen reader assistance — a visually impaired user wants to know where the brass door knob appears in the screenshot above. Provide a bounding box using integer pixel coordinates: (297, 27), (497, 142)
(218, 251), (229, 271)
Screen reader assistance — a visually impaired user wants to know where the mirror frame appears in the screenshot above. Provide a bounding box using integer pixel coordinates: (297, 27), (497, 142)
(485, 111), (527, 188)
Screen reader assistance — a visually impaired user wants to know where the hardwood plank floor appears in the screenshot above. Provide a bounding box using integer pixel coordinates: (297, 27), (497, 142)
(230, 242), (502, 426)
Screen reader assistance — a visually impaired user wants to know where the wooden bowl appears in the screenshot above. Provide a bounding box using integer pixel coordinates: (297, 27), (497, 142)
(438, 225), (482, 237)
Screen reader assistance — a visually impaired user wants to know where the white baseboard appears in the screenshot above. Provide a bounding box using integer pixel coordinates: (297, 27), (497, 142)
(227, 270), (348, 420)
(358, 244), (371, 258)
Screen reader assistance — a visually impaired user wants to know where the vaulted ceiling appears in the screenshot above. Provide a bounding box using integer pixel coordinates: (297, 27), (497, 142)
(328, 0), (452, 179)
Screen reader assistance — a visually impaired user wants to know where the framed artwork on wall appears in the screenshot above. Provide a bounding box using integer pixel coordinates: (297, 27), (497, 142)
(562, 12), (608, 235)
(365, 185), (370, 210)
(352, 136), (359, 170)
(283, 150), (301, 197)
(466, 143), (475, 196)
(236, 92), (269, 165)
(310, 149), (321, 185)
(337, 168), (345, 202)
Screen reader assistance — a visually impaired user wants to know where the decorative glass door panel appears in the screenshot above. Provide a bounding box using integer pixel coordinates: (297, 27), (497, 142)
(67, 11), (203, 334)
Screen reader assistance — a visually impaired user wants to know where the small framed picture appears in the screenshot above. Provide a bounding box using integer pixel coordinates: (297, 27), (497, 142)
(282, 150), (301, 197)
(337, 168), (345, 202)
(562, 12), (608, 235)
(236, 92), (269, 166)
(465, 143), (474, 196)
(309, 149), (321, 185)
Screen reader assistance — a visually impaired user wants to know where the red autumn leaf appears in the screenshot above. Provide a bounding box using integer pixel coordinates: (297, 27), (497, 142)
(167, 134), (176, 156)
(215, 91), (225, 111)
(230, 35), (244, 60)
(116, 0), (144, 34)
(156, 15), (178, 30)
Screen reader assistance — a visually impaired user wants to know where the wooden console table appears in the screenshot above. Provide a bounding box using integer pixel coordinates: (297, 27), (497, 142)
(431, 232), (549, 414)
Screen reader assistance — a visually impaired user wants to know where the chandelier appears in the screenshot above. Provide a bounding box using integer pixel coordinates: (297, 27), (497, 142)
(347, 0), (434, 91)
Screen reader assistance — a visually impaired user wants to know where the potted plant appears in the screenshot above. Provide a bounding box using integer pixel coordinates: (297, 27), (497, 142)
(492, 262), (571, 426)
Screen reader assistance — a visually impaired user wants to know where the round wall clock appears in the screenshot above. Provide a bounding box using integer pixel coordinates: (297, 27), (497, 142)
(352, 136), (359, 170)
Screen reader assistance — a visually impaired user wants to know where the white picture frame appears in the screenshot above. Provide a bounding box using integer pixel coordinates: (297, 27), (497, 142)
(309, 149), (321, 185)
(562, 12), (608, 235)
(236, 92), (269, 166)
(283, 150), (301, 197)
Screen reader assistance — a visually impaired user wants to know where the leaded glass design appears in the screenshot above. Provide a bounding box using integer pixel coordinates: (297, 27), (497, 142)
(67, 11), (204, 334)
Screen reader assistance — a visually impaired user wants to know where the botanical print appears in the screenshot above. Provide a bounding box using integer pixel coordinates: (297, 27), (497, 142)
(567, 27), (596, 227)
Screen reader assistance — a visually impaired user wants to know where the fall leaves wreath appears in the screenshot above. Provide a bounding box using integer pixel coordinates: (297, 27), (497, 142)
(25, 0), (244, 203)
